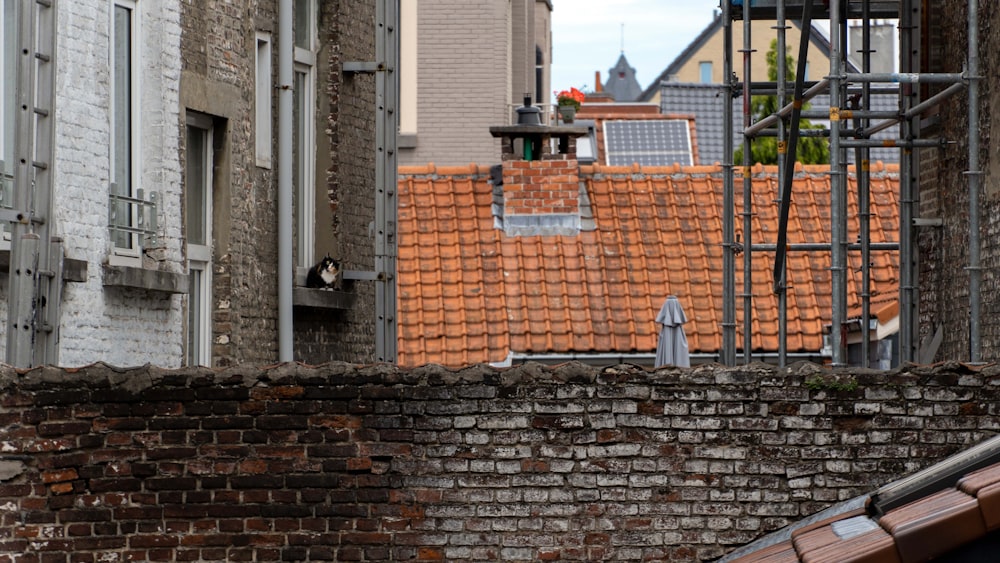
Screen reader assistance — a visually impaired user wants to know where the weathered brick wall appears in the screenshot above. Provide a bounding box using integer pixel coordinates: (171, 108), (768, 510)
(918, 2), (1000, 362)
(294, 0), (378, 364)
(1, 361), (997, 562)
(180, 0), (281, 367)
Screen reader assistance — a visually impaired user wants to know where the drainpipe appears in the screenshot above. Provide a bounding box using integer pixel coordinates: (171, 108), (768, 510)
(277, 0), (294, 361)
(968, 0), (981, 362)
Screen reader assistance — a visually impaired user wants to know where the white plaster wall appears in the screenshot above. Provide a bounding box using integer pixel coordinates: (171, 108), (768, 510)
(2, 0), (186, 367)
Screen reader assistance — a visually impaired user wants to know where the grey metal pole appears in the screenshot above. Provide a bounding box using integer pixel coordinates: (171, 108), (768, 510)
(829, 0), (847, 366)
(857, 0), (873, 368)
(741, 3), (753, 364)
(721, 1), (736, 366)
(898, 0), (917, 363)
(777, 0), (788, 367)
(967, 0), (982, 362)
(277, 0), (294, 361)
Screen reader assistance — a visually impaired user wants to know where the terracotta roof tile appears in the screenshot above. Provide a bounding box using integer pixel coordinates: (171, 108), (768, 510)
(397, 162), (900, 367)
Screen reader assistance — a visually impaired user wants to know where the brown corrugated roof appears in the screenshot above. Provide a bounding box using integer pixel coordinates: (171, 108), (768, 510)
(397, 162), (900, 368)
(726, 458), (1000, 563)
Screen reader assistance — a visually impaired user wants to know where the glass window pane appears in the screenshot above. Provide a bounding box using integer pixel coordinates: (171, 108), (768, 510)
(294, 0), (312, 50)
(112, 4), (133, 249)
(185, 126), (207, 246)
(699, 61), (712, 84)
(2, 0), (15, 180)
(113, 5), (131, 196)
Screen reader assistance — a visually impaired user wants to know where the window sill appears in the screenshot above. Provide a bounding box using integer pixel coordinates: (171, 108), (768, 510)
(102, 264), (188, 294)
(292, 287), (355, 309)
(0, 250), (88, 282)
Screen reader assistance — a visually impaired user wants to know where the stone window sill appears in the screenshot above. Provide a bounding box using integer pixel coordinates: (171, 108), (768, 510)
(102, 264), (188, 294)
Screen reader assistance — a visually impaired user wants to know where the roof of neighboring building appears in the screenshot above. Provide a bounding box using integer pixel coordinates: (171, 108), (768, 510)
(638, 15), (851, 102)
(396, 162), (900, 368)
(658, 83), (902, 167)
(574, 101), (699, 166)
(720, 433), (1000, 563)
(603, 53), (644, 102)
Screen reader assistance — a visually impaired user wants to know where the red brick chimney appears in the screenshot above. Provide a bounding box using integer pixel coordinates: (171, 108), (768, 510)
(489, 122), (588, 235)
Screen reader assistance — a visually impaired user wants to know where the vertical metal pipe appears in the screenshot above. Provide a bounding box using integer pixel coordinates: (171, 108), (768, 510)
(277, 0), (294, 361)
(898, 0), (916, 362)
(776, 0), (788, 367)
(967, 0), (982, 362)
(829, 0), (847, 366)
(722, 1), (736, 366)
(857, 0), (873, 368)
(741, 4), (753, 364)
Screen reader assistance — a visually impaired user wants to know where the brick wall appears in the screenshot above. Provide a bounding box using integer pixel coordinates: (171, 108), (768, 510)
(34, 0), (186, 367)
(1, 362), (997, 562)
(293, 0), (378, 364)
(502, 160), (580, 216)
(918, 3), (1000, 362)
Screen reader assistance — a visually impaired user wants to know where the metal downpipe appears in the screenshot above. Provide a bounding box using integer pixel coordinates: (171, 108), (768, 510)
(968, 0), (982, 362)
(277, 0), (294, 361)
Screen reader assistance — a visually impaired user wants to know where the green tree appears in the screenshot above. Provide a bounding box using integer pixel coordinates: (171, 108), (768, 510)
(735, 39), (830, 165)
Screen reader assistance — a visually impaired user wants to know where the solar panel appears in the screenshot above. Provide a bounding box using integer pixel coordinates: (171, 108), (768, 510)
(604, 120), (693, 167)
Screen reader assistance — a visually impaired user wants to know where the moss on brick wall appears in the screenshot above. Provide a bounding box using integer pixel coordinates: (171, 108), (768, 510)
(0, 361), (998, 561)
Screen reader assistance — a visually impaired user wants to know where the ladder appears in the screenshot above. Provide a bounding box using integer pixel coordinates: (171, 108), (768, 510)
(6, 0), (61, 368)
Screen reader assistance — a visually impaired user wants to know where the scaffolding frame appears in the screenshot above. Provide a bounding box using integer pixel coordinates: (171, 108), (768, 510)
(720, 0), (980, 367)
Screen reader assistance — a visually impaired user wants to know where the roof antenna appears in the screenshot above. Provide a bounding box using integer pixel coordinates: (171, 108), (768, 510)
(620, 23), (625, 53)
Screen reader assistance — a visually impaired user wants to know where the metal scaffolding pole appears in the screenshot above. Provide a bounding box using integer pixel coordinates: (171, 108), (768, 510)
(776, 0), (788, 367)
(741, 3), (754, 364)
(829, 0), (847, 366)
(898, 0), (917, 362)
(721, 0), (736, 366)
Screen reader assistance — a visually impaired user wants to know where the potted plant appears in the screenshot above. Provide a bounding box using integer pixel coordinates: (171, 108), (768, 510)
(554, 87), (585, 124)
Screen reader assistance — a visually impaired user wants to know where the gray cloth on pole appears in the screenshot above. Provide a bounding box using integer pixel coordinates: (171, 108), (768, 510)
(655, 295), (690, 367)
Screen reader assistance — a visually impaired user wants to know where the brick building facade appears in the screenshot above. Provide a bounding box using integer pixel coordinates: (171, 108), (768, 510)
(0, 1), (378, 368)
(917, 4), (1000, 362)
(179, 0), (379, 366)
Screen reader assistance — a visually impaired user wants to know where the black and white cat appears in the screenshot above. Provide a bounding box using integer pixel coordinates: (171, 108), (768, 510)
(305, 255), (341, 289)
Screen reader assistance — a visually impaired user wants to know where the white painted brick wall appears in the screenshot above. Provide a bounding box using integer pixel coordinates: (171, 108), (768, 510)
(0, 0), (185, 367)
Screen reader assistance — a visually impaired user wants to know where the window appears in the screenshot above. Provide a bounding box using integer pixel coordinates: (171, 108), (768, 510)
(185, 114), (214, 367)
(294, 0), (316, 270)
(255, 32), (272, 168)
(110, 0), (141, 257)
(1, 0), (15, 225)
(699, 61), (713, 83)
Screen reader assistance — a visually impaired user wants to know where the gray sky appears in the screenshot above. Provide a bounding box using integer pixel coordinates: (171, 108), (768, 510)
(550, 0), (721, 96)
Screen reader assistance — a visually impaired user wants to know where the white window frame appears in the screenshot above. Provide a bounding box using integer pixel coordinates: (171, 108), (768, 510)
(109, 0), (142, 264)
(293, 0), (317, 270)
(255, 31), (272, 168)
(185, 113), (214, 367)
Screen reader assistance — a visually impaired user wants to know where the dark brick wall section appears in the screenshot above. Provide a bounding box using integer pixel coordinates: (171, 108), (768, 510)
(0, 361), (998, 561)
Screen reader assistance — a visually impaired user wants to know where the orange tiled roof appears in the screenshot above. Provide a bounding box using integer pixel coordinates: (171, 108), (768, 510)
(397, 162), (900, 368)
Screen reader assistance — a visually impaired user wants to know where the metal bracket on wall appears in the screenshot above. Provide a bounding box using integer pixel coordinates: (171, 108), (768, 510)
(343, 61), (382, 73)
